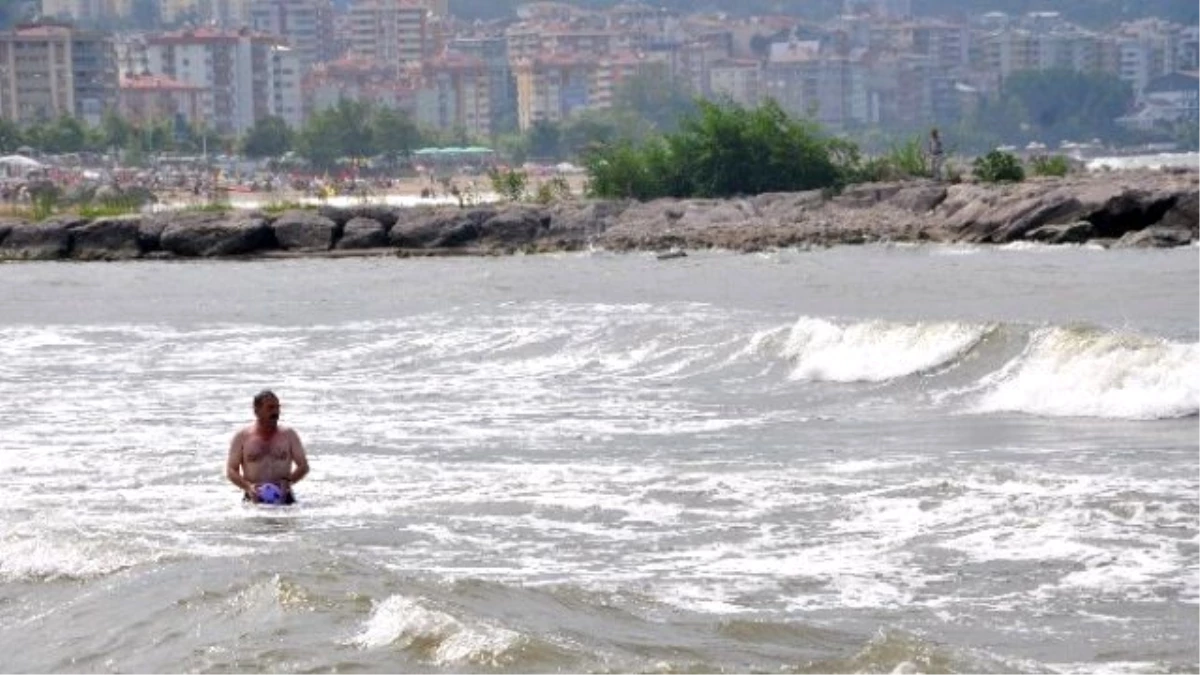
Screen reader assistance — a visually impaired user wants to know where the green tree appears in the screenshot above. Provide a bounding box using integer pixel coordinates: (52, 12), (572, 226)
(1003, 69), (1133, 143)
(241, 115), (293, 158)
(527, 119), (562, 160)
(615, 71), (698, 133)
(371, 107), (421, 168)
(0, 118), (22, 153)
(560, 108), (651, 159)
(31, 115), (89, 153)
(98, 109), (134, 149)
(296, 99), (376, 169)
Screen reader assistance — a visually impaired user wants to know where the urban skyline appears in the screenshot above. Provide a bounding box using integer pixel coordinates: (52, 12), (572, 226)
(0, 0), (1195, 144)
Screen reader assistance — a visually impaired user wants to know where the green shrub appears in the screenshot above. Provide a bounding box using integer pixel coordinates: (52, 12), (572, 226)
(882, 136), (930, 179)
(534, 176), (571, 204)
(76, 195), (145, 219)
(1029, 154), (1071, 177)
(488, 167), (528, 202)
(584, 99), (846, 200)
(973, 150), (1025, 183)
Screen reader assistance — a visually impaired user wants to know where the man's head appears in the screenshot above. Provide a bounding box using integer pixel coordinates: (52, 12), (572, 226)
(253, 389), (280, 428)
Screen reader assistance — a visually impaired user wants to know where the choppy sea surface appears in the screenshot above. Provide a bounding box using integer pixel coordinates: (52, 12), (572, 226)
(0, 244), (1196, 674)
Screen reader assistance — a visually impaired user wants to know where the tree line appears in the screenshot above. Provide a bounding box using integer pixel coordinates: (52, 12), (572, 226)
(0, 67), (1190, 177)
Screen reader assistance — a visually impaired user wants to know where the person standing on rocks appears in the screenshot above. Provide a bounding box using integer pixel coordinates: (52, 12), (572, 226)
(928, 128), (945, 182)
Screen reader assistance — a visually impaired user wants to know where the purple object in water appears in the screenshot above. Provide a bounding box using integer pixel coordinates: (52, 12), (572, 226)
(256, 483), (285, 504)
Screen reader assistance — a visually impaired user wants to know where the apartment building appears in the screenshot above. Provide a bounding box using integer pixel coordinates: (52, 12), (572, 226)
(606, 3), (682, 52)
(266, 43), (301, 127)
(675, 30), (733, 95)
(303, 58), (416, 113)
(145, 27), (300, 133)
(911, 20), (970, 71)
(512, 52), (594, 130)
(449, 35), (516, 132)
(348, 0), (431, 66)
(974, 28), (1038, 78)
(1118, 71), (1199, 129)
(708, 57), (761, 107)
(590, 50), (669, 110)
(415, 49), (490, 137)
(118, 72), (209, 126)
(250, 0), (335, 71)
(0, 23), (117, 125)
(763, 41), (869, 129)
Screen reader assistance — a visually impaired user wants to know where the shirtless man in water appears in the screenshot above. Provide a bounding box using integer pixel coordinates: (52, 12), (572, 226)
(226, 390), (310, 503)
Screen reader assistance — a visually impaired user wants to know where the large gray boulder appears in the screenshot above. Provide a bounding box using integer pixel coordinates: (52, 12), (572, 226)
(887, 183), (949, 214)
(0, 216), (85, 260)
(72, 215), (145, 260)
(271, 210), (337, 250)
(1024, 220), (1095, 244)
(540, 199), (629, 250)
(477, 206), (550, 247)
(337, 216), (389, 249)
(0, 218), (17, 247)
(160, 212), (274, 256)
(833, 182), (906, 208)
(1152, 191), (1198, 234)
(1112, 225), (1195, 248)
(389, 207), (497, 248)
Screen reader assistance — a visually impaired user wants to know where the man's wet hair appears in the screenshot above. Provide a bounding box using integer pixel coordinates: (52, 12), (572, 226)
(253, 389), (278, 408)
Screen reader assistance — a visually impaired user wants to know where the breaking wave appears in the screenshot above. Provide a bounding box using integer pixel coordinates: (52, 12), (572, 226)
(780, 317), (994, 382)
(973, 326), (1199, 420)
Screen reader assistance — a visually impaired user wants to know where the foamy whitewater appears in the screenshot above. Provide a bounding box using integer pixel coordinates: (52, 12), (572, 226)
(0, 245), (1195, 673)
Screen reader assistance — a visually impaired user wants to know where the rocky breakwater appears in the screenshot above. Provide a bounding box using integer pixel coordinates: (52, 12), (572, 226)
(0, 168), (1194, 262)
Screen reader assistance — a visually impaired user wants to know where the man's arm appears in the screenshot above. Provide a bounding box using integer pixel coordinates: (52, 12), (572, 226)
(288, 429), (310, 485)
(225, 431), (254, 494)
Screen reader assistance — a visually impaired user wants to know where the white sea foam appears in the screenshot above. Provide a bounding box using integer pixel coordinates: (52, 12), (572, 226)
(781, 317), (993, 382)
(974, 327), (1200, 419)
(0, 531), (153, 581)
(352, 595), (524, 666)
(1085, 151), (1199, 171)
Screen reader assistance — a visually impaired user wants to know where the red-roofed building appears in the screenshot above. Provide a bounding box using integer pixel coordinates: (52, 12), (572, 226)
(303, 58), (418, 113)
(118, 73), (210, 127)
(0, 23), (117, 125)
(145, 27), (302, 133)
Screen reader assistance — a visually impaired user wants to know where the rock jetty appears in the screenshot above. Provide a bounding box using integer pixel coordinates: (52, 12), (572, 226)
(0, 169), (1195, 262)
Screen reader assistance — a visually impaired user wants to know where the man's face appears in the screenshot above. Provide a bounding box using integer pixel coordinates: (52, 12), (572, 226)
(255, 397), (281, 426)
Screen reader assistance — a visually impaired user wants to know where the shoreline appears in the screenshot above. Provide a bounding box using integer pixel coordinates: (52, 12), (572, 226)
(0, 168), (1195, 262)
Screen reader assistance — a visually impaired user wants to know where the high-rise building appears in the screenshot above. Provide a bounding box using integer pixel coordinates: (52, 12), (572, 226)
(145, 27), (302, 133)
(416, 50), (490, 138)
(448, 36), (515, 133)
(0, 23), (117, 125)
(250, 0), (335, 71)
(348, 0), (430, 67)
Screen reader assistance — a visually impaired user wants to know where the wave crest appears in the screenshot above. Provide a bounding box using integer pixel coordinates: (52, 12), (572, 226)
(782, 317), (993, 382)
(974, 326), (1199, 419)
(352, 594), (526, 666)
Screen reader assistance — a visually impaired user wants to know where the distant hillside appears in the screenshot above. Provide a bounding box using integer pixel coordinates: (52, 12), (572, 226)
(449, 0), (1196, 26)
